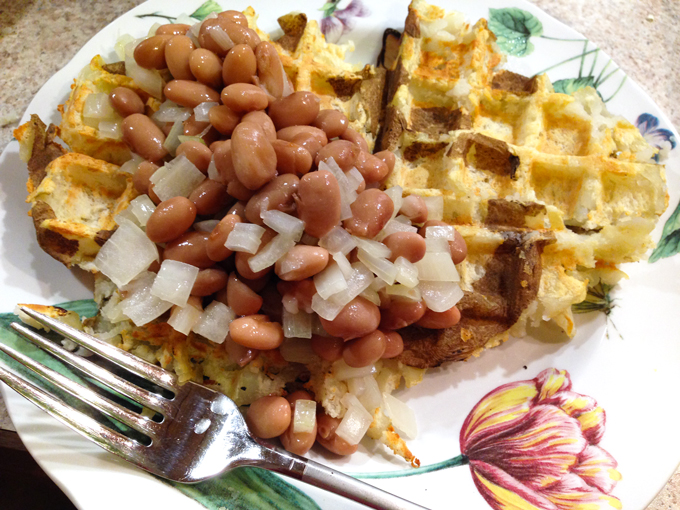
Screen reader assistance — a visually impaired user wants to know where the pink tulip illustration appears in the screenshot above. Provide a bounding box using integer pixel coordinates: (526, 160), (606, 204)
(320, 0), (370, 43)
(355, 368), (621, 510)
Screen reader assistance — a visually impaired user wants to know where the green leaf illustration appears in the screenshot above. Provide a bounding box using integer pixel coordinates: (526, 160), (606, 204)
(488, 8), (543, 57)
(553, 76), (596, 95)
(190, 0), (223, 21)
(649, 200), (680, 262)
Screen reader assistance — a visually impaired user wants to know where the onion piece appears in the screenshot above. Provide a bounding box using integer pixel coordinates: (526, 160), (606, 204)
(150, 154), (206, 201)
(333, 359), (377, 381)
(114, 34), (135, 60)
(394, 256), (419, 288)
(192, 301), (235, 344)
(194, 101), (218, 122)
(83, 93), (118, 120)
(225, 223), (266, 254)
(384, 186), (403, 221)
(153, 100), (192, 123)
(332, 252), (354, 278)
(386, 284), (422, 302)
(150, 260), (199, 307)
(119, 152), (145, 174)
(311, 262), (374, 320)
(207, 156), (219, 181)
(168, 301), (203, 335)
(119, 272), (173, 326)
(99, 121), (123, 140)
(425, 237), (450, 253)
(374, 218), (418, 241)
(422, 195), (444, 221)
(313, 261), (348, 300)
(280, 338), (316, 364)
(353, 236), (391, 259)
(177, 135), (206, 145)
(415, 252), (460, 282)
(125, 52), (164, 99)
(359, 287), (380, 306)
(127, 194), (156, 227)
(282, 309), (312, 339)
(292, 399), (317, 434)
(261, 210), (305, 241)
(193, 219), (219, 232)
(419, 281), (463, 312)
(382, 393), (417, 439)
(248, 234), (296, 273)
(347, 375), (382, 414)
(319, 226), (356, 255)
(162, 119), (184, 156)
(336, 393), (373, 445)
(210, 25), (235, 52)
(318, 159), (357, 220)
(357, 249), (397, 285)
(425, 225), (457, 241)
(94, 218), (158, 287)
(346, 167), (364, 192)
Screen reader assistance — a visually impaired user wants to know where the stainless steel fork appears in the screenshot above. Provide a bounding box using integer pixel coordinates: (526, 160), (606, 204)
(0, 306), (428, 510)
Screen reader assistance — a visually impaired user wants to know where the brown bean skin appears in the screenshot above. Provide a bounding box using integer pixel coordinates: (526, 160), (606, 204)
(271, 140), (312, 175)
(133, 35), (171, 69)
(296, 170), (342, 239)
(400, 195), (429, 224)
(310, 335), (344, 362)
(212, 140), (236, 183)
(189, 179), (230, 216)
(156, 24), (191, 36)
(268, 91), (321, 130)
(382, 331), (404, 358)
(255, 41), (290, 99)
(343, 330), (387, 368)
(280, 392), (317, 455)
(217, 10), (248, 26)
(163, 231), (213, 268)
(340, 127), (369, 153)
(230, 316), (284, 350)
(176, 140), (212, 173)
(246, 396), (291, 439)
(416, 306), (461, 329)
(315, 140), (360, 172)
(121, 113), (168, 162)
(245, 174), (299, 225)
(344, 189), (394, 238)
(207, 214), (242, 261)
(109, 87), (144, 117)
(316, 412), (358, 456)
(383, 232), (427, 263)
(189, 48), (223, 89)
(320, 296), (381, 341)
(227, 180), (256, 201)
(275, 246), (329, 281)
(191, 268), (229, 296)
(231, 122), (277, 190)
(132, 161), (159, 194)
(145, 197), (197, 243)
(220, 83), (269, 113)
(374, 150), (396, 173)
(164, 35), (195, 80)
(277, 125), (328, 145)
(354, 151), (389, 183)
(234, 229), (277, 280)
(418, 220), (467, 264)
(222, 44), (257, 85)
(164, 80), (220, 108)
(227, 272), (264, 315)
(183, 113), (209, 136)
(290, 133), (324, 161)
(241, 110), (277, 142)
(312, 109), (349, 139)
(379, 299), (426, 330)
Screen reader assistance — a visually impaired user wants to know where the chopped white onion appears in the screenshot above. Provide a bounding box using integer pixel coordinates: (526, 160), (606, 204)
(333, 359), (377, 381)
(336, 393), (373, 445)
(94, 219), (158, 287)
(347, 375), (382, 415)
(332, 252), (354, 278)
(375, 218), (418, 241)
(225, 223), (266, 254)
(192, 301), (235, 344)
(114, 207), (138, 227)
(384, 186), (403, 221)
(282, 309), (312, 339)
(346, 167), (364, 192)
(311, 314), (328, 336)
(120, 272), (173, 326)
(261, 210), (305, 241)
(193, 219), (219, 232)
(153, 100), (192, 123)
(422, 195), (444, 221)
(248, 235), (296, 273)
(425, 237), (451, 253)
(419, 281), (464, 312)
(318, 159), (357, 220)
(394, 256), (419, 288)
(125, 52), (164, 99)
(210, 25), (235, 51)
(415, 252), (460, 282)
(127, 194), (156, 227)
(359, 287), (381, 306)
(150, 154), (206, 201)
(177, 135), (206, 145)
(353, 236), (392, 259)
(311, 263), (374, 320)
(292, 399), (317, 434)
(151, 260), (199, 307)
(313, 261), (348, 299)
(118, 152), (145, 174)
(167, 301), (203, 335)
(319, 226), (356, 255)
(98, 120), (123, 140)
(148, 22), (161, 36)
(357, 249), (397, 285)
(382, 393), (417, 439)
(114, 34), (135, 60)
(176, 13), (197, 25)
(83, 93), (118, 120)
(194, 101), (218, 122)
(425, 225), (457, 241)
(207, 156), (220, 181)
(163, 119), (184, 155)
(386, 284), (422, 302)
(280, 338), (316, 363)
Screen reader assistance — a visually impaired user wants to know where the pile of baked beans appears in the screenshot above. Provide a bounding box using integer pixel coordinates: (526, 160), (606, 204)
(106, 9), (467, 456)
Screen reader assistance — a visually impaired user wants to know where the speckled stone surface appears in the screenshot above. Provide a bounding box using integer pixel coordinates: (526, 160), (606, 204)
(0, 0), (678, 508)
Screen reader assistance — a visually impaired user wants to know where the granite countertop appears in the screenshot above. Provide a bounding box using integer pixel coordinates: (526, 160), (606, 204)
(0, 0), (678, 508)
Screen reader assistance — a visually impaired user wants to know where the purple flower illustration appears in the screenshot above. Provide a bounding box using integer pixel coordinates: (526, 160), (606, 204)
(320, 0), (370, 43)
(636, 113), (677, 163)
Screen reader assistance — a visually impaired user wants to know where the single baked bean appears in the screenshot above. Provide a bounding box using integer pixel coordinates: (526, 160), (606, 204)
(231, 122), (277, 190)
(383, 232), (426, 263)
(246, 396), (291, 439)
(227, 272), (264, 315)
(240, 272), (271, 293)
(145, 197), (197, 243)
(310, 335), (344, 362)
(164, 35), (195, 80)
(164, 80), (220, 108)
(121, 114), (168, 161)
(343, 189), (394, 238)
(354, 151), (389, 183)
(222, 44), (257, 86)
(208, 104), (241, 136)
(189, 179), (230, 215)
(132, 160), (158, 194)
(314, 140), (360, 172)
(280, 391), (317, 455)
(270, 140), (312, 175)
(221, 83), (269, 113)
(374, 150), (396, 173)
(290, 133), (324, 160)
(296, 170), (342, 239)
(230, 316), (284, 350)
(212, 140), (236, 183)
(255, 41), (290, 99)
(343, 330), (386, 368)
(234, 229), (276, 279)
(276, 125), (328, 145)
(189, 48), (223, 89)
(416, 306), (461, 329)
(320, 296), (380, 341)
(199, 19), (259, 56)
(312, 109), (349, 139)
(340, 127), (369, 152)
(227, 201), (247, 218)
(109, 87), (144, 117)
(268, 91), (320, 130)
(133, 35), (171, 69)
(220, 335), (259, 366)
(191, 267), (229, 296)
(163, 231), (213, 268)
(217, 10), (248, 26)
(400, 195), (428, 224)
(277, 279), (316, 314)
(379, 299), (426, 330)
(227, 179), (256, 201)
(156, 23), (191, 36)
(382, 330), (404, 358)
(419, 220), (467, 264)
(245, 174), (299, 225)
(176, 140), (212, 173)
(183, 113), (209, 136)
(242, 110), (277, 142)
(207, 214), (241, 261)
(316, 412), (358, 456)
(275, 246), (329, 281)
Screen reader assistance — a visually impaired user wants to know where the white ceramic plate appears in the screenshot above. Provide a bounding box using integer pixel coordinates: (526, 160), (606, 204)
(1, 1), (679, 509)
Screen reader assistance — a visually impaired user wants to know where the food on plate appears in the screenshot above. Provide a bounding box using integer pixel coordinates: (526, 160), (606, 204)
(13, 0), (667, 467)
